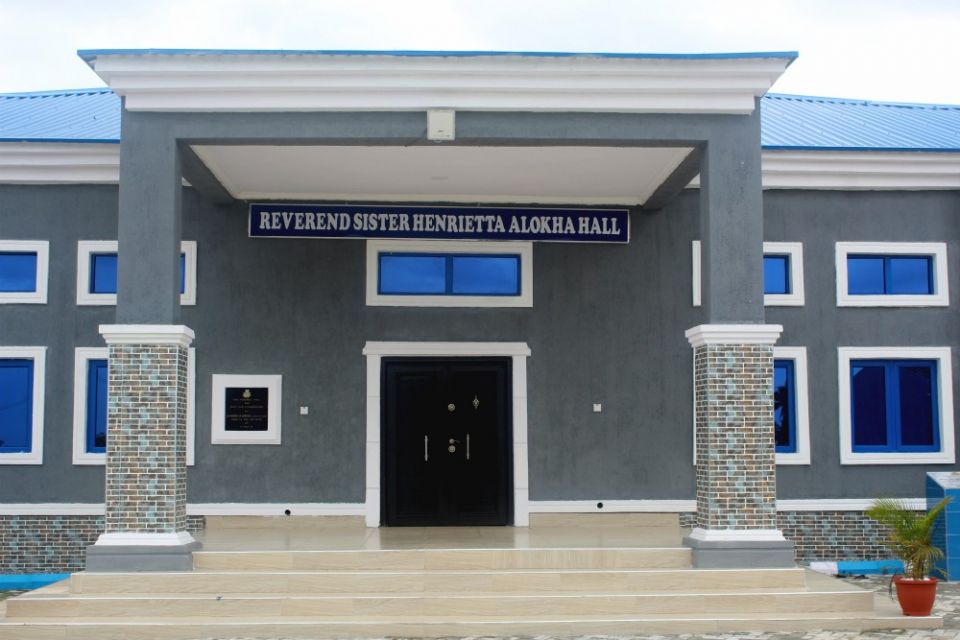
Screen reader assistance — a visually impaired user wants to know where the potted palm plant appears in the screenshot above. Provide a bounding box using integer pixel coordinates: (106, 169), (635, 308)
(865, 497), (952, 616)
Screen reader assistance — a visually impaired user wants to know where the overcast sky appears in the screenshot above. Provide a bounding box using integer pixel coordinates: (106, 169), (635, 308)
(2, 0), (959, 104)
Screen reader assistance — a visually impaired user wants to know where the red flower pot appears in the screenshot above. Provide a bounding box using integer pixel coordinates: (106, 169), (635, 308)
(894, 576), (938, 616)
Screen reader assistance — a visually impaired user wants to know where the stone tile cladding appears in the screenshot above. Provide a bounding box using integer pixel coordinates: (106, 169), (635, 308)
(693, 343), (778, 531)
(680, 511), (894, 562)
(0, 516), (205, 573)
(105, 343), (189, 534)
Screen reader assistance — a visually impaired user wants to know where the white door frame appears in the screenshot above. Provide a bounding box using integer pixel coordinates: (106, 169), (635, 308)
(362, 341), (531, 527)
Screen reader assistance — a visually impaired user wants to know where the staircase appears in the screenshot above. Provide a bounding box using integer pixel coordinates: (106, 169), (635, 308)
(0, 514), (940, 639)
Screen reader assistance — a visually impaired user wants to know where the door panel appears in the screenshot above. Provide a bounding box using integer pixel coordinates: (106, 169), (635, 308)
(383, 358), (511, 526)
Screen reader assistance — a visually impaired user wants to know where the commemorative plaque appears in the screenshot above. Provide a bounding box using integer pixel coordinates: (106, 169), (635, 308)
(224, 387), (270, 432)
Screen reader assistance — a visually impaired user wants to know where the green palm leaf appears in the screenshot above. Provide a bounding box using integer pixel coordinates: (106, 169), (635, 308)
(866, 497), (951, 580)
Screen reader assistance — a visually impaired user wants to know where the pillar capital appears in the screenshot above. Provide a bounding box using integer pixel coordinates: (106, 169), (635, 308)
(685, 323), (782, 348)
(99, 324), (194, 347)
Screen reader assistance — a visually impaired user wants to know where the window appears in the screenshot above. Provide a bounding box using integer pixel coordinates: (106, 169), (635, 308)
(0, 240), (48, 304)
(0, 347), (45, 465)
(77, 240), (197, 306)
(691, 241), (804, 307)
(763, 242), (805, 306)
(72, 347), (196, 465)
(773, 346), (810, 464)
(692, 346), (809, 466)
(366, 240), (533, 307)
(838, 347), (955, 464)
(836, 242), (948, 307)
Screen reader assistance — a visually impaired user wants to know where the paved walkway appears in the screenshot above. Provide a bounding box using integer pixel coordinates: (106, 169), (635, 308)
(2, 574), (959, 640)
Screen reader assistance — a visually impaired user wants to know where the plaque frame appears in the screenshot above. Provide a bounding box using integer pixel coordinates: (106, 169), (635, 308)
(211, 374), (282, 445)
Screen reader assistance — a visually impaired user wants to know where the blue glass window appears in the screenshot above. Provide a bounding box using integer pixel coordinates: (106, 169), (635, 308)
(89, 253), (186, 295)
(0, 359), (34, 453)
(378, 253), (521, 296)
(850, 359), (939, 453)
(848, 255), (933, 295)
(86, 359), (108, 454)
(0, 252), (38, 292)
(773, 359), (796, 453)
(763, 255), (791, 295)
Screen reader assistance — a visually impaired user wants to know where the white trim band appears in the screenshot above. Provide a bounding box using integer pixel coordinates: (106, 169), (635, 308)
(86, 53), (792, 114)
(528, 500), (697, 513)
(688, 527), (786, 542)
(186, 503), (366, 516)
(99, 324), (195, 347)
(94, 531), (197, 546)
(0, 142), (119, 184)
(685, 323), (783, 347)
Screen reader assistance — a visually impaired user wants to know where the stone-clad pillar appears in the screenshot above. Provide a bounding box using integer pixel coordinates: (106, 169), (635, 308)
(87, 326), (198, 571)
(682, 102), (793, 567)
(86, 109), (199, 571)
(684, 326), (793, 567)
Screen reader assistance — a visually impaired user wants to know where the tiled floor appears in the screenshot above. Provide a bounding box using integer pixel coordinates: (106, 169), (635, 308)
(195, 514), (684, 552)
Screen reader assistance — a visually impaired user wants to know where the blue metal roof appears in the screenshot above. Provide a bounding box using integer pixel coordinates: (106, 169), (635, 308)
(78, 48), (799, 63)
(762, 93), (960, 152)
(1, 86), (958, 152)
(0, 88), (119, 143)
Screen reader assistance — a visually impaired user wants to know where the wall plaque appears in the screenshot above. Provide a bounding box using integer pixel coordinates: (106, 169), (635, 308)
(224, 387), (270, 432)
(211, 374), (282, 445)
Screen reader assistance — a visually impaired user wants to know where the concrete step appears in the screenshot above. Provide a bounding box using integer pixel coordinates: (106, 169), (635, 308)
(192, 546), (692, 570)
(70, 567), (809, 595)
(0, 611), (941, 640)
(5, 589), (875, 618)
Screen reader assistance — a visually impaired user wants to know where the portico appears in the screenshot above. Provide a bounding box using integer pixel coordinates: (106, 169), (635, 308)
(78, 49), (796, 571)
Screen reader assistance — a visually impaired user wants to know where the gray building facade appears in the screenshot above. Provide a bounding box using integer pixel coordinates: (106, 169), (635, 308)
(1, 49), (958, 572)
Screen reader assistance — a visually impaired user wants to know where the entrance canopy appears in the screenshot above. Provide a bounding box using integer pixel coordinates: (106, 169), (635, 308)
(80, 49), (794, 207)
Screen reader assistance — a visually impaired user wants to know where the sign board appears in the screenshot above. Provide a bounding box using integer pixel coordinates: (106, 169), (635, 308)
(249, 204), (629, 243)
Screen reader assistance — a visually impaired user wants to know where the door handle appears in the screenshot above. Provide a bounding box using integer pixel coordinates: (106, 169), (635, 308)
(467, 433), (470, 460)
(424, 435), (428, 462)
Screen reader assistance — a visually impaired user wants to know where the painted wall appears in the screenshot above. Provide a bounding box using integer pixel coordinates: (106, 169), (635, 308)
(1, 185), (958, 504)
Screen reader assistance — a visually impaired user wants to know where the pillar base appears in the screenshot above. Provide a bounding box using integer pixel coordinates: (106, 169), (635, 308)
(683, 529), (794, 568)
(86, 532), (200, 572)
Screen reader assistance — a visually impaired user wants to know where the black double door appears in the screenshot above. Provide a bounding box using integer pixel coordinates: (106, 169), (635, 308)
(383, 358), (511, 526)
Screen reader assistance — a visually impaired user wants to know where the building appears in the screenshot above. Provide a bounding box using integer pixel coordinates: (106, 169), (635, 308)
(1, 49), (960, 575)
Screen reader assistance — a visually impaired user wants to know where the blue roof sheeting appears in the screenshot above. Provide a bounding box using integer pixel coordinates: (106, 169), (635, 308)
(762, 93), (960, 152)
(0, 88), (120, 143)
(0, 87), (958, 152)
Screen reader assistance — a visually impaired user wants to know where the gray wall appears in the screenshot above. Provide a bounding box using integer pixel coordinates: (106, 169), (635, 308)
(1, 185), (958, 504)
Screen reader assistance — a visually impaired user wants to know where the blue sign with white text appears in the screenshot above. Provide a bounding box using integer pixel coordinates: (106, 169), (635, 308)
(249, 204), (630, 243)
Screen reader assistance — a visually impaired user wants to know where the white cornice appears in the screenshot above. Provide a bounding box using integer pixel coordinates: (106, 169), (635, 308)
(85, 53), (792, 114)
(760, 150), (960, 190)
(0, 142), (119, 183)
(685, 324), (783, 347)
(99, 324), (195, 347)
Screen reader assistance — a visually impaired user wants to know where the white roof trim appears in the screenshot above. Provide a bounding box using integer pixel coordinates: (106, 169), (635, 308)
(1, 144), (958, 192)
(0, 142), (119, 184)
(86, 54), (791, 114)
(760, 150), (960, 190)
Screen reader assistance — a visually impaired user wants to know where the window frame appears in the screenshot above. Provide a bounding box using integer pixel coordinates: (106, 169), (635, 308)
(691, 345), (810, 466)
(365, 239), (533, 308)
(72, 347), (196, 465)
(773, 346), (810, 465)
(838, 346), (955, 465)
(836, 242), (949, 307)
(763, 242), (805, 306)
(0, 346), (46, 465)
(0, 240), (49, 304)
(76, 240), (197, 306)
(691, 240), (804, 307)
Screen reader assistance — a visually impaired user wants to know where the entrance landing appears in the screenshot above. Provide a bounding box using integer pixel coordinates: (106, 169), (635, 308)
(0, 514), (941, 639)
(195, 512), (684, 551)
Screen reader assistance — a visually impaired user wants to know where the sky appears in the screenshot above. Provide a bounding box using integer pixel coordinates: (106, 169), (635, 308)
(1, 0), (959, 104)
